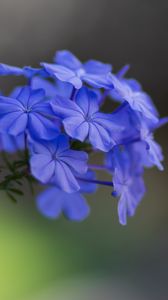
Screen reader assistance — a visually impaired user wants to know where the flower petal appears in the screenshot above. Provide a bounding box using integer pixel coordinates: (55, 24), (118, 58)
(41, 63), (82, 89)
(75, 87), (99, 116)
(61, 149), (88, 174)
(28, 113), (59, 140)
(36, 187), (62, 219)
(0, 63), (23, 76)
(30, 154), (55, 183)
(63, 117), (89, 141)
(84, 60), (112, 74)
(89, 122), (112, 151)
(54, 50), (82, 70)
(53, 161), (80, 193)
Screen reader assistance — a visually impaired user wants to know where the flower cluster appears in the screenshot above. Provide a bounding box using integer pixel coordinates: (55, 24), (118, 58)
(0, 50), (167, 225)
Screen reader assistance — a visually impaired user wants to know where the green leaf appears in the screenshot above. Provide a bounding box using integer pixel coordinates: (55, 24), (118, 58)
(7, 192), (17, 203)
(9, 188), (24, 196)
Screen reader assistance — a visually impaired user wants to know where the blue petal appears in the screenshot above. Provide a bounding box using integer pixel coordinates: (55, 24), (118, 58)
(109, 74), (158, 122)
(54, 50), (82, 70)
(60, 149), (88, 174)
(117, 65), (130, 78)
(83, 60), (112, 74)
(92, 112), (123, 132)
(0, 63), (23, 76)
(23, 66), (48, 78)
(8, 113), (28, 136)
(75, 87), (99, 116)
(28, 113), (59, 140)
(63, 117), (89, 141)
(36, 187), (62, 219)
(28, 89), (46, 107)
(10, 86), (23, 98)
(146, 138), (164, 171)
(0, 96), (24, 112)
(83, 73), (113, 89)
(36, 187), (90, 221)
(0, 112), (27, 135)
(30, 154), (55, 183)
(54, 134), (70, 154)
(16, 86), (30, 106)
(55, 80), (73, 98)
(31, 77), (58, 98)
(0, 133), (24, 153)
(52, 161), (80, 193)
(89, 122), (113, 152)
(51, 95), (83, 118)
(78, 170), (97, 194)
(41, 63), (82, 89)
(63, 192), (90, 221)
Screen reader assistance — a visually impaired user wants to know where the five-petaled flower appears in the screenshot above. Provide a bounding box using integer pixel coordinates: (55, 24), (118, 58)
(109, 73), (159, 123)
(30, 135), (88, 193)
(51, 87), (122, 152)
(0, 86), (59, 140)
(41, 50), (113, 89)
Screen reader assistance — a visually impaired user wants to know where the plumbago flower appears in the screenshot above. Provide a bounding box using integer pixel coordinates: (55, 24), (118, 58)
(51, 87), (122, 152)
(0, 50), (167, 225)
(0, 86), (59, 140)
(41, 50), (113, 89)
(30, 135), (88, 193)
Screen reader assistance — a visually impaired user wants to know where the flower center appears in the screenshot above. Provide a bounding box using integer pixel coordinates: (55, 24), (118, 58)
(23, 107), (32, 113)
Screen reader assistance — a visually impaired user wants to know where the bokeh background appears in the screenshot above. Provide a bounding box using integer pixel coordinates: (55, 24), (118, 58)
(0, 0), (168, 299)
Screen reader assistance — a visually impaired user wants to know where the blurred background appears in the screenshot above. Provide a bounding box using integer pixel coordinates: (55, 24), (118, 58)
(0, 0), (168, 299)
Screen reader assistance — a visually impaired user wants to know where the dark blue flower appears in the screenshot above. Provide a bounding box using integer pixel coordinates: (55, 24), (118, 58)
(51, 87), (122, 152)
(41, 50), (113, 89)
(0, 86), (59, 140)
(30, 135), (88, 193)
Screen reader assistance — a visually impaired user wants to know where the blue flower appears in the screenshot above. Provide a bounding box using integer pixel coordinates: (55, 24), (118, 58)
(108, 146), (146, 225)
(0, 86), (59, 140)
(36, 169), (97, 220)
(109, 73), (158, 123)
(36, 187), (90, 221)
(41, 50), (113, 89)
(30, 135), (88, 193)
(51, 87), (122, 152)
(140, 124), (164, 171)
(115, 171), (146, 226)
